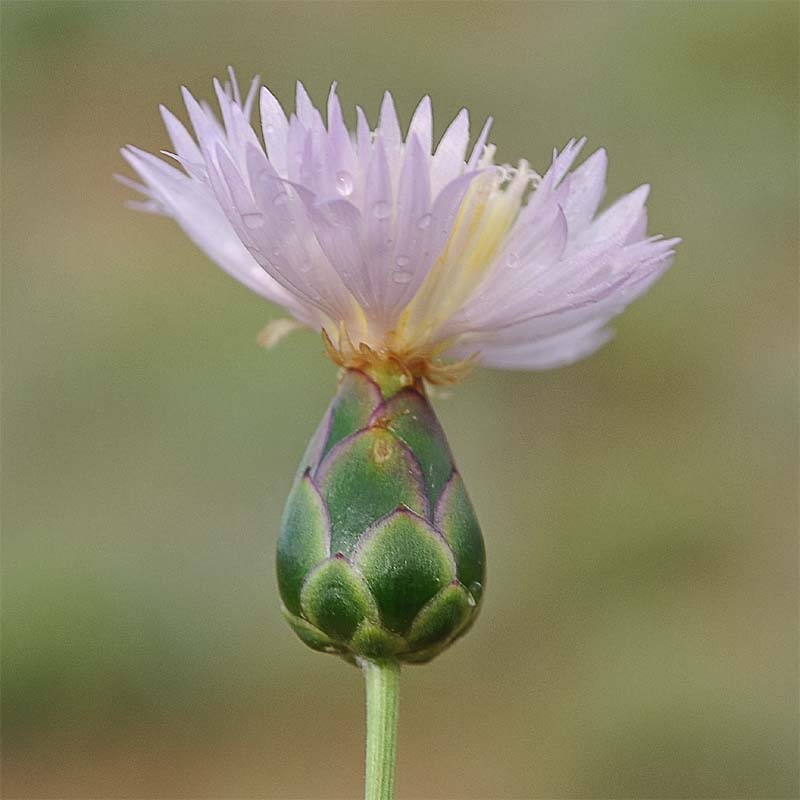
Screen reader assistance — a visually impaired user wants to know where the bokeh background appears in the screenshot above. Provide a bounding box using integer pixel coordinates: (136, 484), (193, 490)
(2, 2), (797, 798)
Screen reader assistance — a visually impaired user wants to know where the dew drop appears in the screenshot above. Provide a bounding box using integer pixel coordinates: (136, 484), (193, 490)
(416, 213), (432, 230)
(395, 255), (411, 268)
(264, 124), (275, 136)
(242, 212), (264, 229)
(273, 193), (289, 207)
(468, 581), (483, 603)
(506, 252), (520, 269)
(466, 593), (477, 608)
(297, 259), (312, 272)
(392, 270), (413, 285)
(335, 170), (354, 197)
(373, 201), (392, 220)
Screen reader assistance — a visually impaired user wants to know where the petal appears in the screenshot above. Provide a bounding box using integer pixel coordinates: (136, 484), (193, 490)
(295, 81), (322, 129)
(378, 91), (403, 178)
(181, 86), (225, 160)
(561, 147), (607, 233)
(385, 134), (433, 312)
(361, 137), (394, 311)
(212, 76), (235, 135)
(303, 196), (372, 310)
(449, 204), (569, 335)
(548, 137), (587, 187)
(467, 117), (493, 170)
(217, 145), (343, 318)
(396, 169), (488, 336)
(121, 146), (311, 317)
(407, 95), (433, 156)
(476, 321), (615, 370)
(356, 105), (371, 160)
(525, 137), (586, 219)
(626, 206), (648, 244)
(426, 169), (485, 267)
(285, 114), (309, 184)
(576, 184), (650, 247)
(472, 240), (676, 345)
(430, 108), (469, 192)
(260, 85), (289, 175)
(240, 145), (365, 324)
(327, 84), (357, 176)
(159, 105), (202, 166)
(242, 74), (260, 120)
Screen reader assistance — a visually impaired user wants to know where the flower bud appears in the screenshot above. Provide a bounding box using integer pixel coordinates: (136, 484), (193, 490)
(277, 369), (485, 664)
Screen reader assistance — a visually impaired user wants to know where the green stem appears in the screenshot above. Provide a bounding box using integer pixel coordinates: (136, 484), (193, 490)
(362, 658), (401, 800)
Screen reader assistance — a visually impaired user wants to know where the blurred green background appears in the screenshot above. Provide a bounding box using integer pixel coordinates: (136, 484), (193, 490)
(2, 2), (797, 798)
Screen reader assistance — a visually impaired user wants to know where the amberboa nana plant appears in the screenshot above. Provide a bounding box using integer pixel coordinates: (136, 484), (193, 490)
(121, 69), (679, 800)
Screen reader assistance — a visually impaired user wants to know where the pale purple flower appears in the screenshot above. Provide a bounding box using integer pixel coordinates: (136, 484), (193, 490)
(121, 70), (679, 380)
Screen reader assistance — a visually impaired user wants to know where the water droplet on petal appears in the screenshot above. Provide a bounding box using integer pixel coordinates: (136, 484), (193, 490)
(466, 593), (477, 608)
(468, 581), (483, 599)
(506, 252), (519, 269)
(264, 124), (275, 136)
(243, 212), (264, 229)
(335, 170), (354, 197)
(392, 270), (413, 284)
(273, 193), (289, 207)
(416, 213), (432, 230)
(297, 259), (312, 272)
(373, 201), (392, 220)
(395, 255), (411, 268)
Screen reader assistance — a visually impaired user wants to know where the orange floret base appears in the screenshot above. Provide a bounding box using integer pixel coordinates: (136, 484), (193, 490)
(322, 326), (477, 391)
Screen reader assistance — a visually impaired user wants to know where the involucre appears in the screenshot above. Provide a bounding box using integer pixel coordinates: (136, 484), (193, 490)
(277, 369), (485, 664)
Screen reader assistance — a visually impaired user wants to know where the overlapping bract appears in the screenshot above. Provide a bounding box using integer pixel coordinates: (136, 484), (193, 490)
(121, 72), (679, 371)
(277, 369), (485, 663)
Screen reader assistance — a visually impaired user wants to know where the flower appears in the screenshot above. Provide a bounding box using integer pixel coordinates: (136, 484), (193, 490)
(121, 69), (679, 382)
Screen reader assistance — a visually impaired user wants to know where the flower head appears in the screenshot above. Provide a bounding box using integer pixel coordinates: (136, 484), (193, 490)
(121, 70), (679, 382)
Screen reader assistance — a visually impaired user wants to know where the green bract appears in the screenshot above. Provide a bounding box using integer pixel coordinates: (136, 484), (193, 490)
(278, 369), (485, 664)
